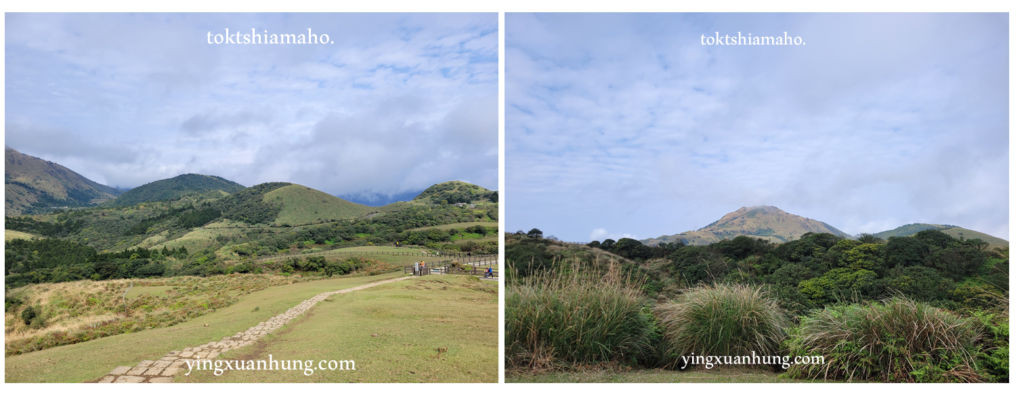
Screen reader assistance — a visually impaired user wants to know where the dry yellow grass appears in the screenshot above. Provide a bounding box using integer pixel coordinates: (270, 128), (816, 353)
(5, 229), (38, 241)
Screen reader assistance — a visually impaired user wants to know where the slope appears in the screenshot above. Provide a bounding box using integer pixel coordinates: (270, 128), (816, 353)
(263, 184), (374, 225)
(106, 173), (245, 208)
(412, 181), (498, 205)
(642, 205), (852, 246)
(873, 223), (1008, 249)
(5, 146), (123, 215)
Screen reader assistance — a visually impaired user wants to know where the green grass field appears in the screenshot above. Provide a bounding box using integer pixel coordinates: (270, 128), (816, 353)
(409, 222), (498, 232)
(258, 246), (476, 270)
(4, 229), (38, 241)
(264, 185), (372, 225)
(179, 275), (498, 383)
(506, 367), (829, 383)
(941, 227), (1009, 249)
(5, 272), (405, 383)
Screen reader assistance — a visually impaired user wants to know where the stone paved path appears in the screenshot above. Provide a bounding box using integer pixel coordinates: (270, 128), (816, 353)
(95, 276), (412, 383)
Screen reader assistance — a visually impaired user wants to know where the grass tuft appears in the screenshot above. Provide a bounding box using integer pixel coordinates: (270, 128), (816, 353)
(783, 297), (984, 382)
(655, 284), (789, 362)
(505, 259), (659, 369)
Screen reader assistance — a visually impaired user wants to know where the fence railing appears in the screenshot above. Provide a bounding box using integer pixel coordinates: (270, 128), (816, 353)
(255, 248), (495, 263)
(404, 255), (499, 278)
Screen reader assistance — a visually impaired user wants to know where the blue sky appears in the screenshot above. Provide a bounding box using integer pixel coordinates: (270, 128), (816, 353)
(5, 13), (498, 204)
(505, 13), (1009, 241)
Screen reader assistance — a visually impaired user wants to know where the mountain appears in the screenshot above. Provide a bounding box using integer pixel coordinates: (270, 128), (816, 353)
(642, 205), (852, 246)
(5, 146), (123, 216)
(337, 189), (422, 207)
(412, 181), (498, 205)
(873, 223), (1008, 249)
(262, 184), (374, 225)
(106, 173), (245, 207)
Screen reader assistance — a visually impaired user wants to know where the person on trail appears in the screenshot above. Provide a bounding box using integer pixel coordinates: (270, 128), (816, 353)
(486, 266), (493, 279)
(420, 261), (426, 276)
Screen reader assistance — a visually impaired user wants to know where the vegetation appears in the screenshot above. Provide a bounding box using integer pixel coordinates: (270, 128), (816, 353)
(783, 297), (985, 382)
(105, 174), (244, 208)
(506, 229), (1010, 382)
(505, 261), (660, 369)
(655, 285), (789, 360)
(5, 146), (123, 216)
(413, 181), (498, 205)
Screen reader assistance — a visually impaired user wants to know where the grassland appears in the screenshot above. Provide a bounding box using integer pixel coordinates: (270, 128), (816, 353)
(264, 185), (372, 225)
(506, 367), (823, 383)
(941, 227), (1009, 249)
(257, 246), (474, 269)
(179, 275), (498, 383)
(5, 229), (38, 241)
(5, 272), (406, 383)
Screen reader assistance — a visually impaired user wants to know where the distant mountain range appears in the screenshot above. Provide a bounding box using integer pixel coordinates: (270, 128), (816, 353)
(641, 205), (1007, 248)
(5, 146), (124, 216)
(642, 206), (850, 246)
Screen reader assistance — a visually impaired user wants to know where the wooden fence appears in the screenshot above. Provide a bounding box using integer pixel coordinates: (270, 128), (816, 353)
(403, 255), (499, 278)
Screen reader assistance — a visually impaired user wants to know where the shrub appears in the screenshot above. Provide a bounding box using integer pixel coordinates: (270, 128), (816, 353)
(655, 284), (789, 364)
(505, 261), (659, 369)
(21, 306), (38, 325)
(784, 297), (984, 382)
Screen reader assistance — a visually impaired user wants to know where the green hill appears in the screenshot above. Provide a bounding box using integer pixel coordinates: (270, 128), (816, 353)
(413, 181), (498, 205)
(642, 206), (852, 246)
(5, 146), (123, 215)
(106, 174), (245, 208)
(263, 184), (374, 225)
(873, 223), (1008, 249)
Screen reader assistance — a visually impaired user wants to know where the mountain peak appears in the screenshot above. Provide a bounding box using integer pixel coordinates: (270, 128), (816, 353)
(644, 206), (851, 246)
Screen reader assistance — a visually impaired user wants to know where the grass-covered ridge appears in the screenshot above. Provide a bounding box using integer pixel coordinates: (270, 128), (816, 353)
(106, 174), (245, 208)
(263, 184), (373, 226)
(413, 181), (498, 205)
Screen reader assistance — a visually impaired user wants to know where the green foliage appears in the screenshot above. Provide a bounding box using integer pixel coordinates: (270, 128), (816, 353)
(655, 284), (790, 361)
(927, 247), (987, 281)
(21, 305), (38, 325)
(413, 181), (496, 205)
(798, 268), (880, 306)
(107, 173), (245, 207)
(783, 298), (985, 382)
(505, 263), (660, 369)
(215, 182), (292, 224)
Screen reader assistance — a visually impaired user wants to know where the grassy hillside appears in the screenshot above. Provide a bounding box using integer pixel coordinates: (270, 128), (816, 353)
(264, 185), (373, 226)
(643, 206), (851, 246)
(180, 275), (498, 383)
(4, 229), (38, 241)
(413, 181), (498, 205)
(106, 174), (244, 208)
(5, 146), (123, 216)
(940, 227), (1009, 248)
(872, 223), (1008, 249)
(4, 272), (403, 382)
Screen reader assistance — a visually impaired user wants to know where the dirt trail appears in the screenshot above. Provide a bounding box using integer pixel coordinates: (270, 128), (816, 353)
(92, 276), (412, 383)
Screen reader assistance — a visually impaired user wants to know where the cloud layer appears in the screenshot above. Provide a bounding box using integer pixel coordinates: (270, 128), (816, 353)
(505, 13), (1008, 240)
(6, 13), (498, 199)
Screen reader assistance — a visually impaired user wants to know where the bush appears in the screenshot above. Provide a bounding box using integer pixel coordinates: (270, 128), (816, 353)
(21, 306), (38, 325)
(655, 284), (789, 364)
(505, 261), (659, 369)
(784, 297), (985, 382)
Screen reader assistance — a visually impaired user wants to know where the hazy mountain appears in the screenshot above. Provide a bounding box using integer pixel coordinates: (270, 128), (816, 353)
(106, 174), (245, 208)
(642, 205), (852, 246)
(5, 146), (123, 216)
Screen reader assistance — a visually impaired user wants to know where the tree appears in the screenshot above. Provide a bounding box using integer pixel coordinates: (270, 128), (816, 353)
(526, 228), (543, 239)
(856, 232), (884, 244)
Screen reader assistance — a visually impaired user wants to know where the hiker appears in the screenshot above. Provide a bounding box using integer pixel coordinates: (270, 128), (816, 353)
(420, 261), (426, 276)
(485, 266), (493, 279)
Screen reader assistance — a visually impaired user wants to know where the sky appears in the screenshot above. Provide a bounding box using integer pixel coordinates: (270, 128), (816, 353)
(505, 13), (1009, 242)
(5, 13), (498, 205)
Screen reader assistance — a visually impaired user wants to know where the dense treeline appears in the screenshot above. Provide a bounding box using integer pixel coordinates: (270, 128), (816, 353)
(5, 216), (86, 237)
(215, 182), (291, 224)
(511, 229), (1007, 315)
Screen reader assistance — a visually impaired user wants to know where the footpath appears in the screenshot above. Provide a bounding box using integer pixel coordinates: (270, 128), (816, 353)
(95, 276), (412, 383)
